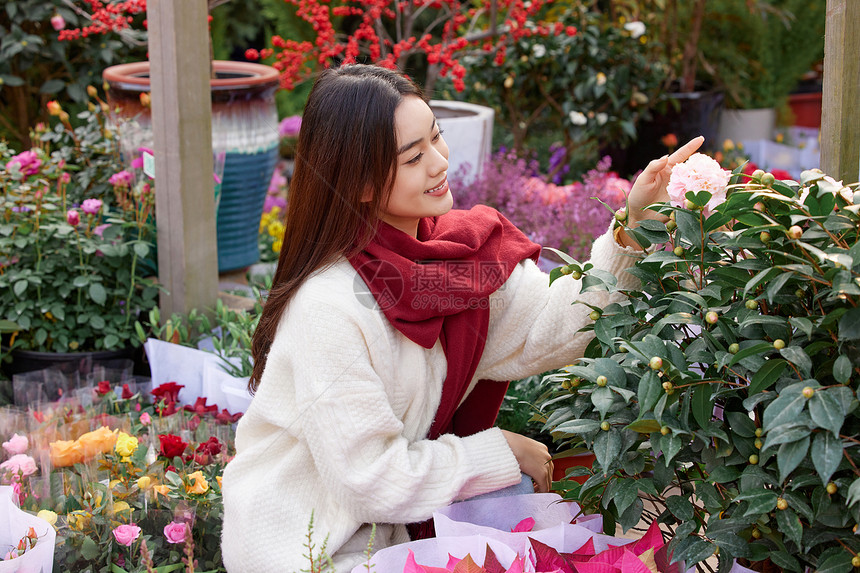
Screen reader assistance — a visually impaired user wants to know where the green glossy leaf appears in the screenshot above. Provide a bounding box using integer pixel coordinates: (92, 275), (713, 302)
(777, 436), (810, 483)
(593, 430), (622, 476)
(839, 307), (860, 340)
(81, 536), (100, 560)
(735, 490), (777, 517)
(727, 342), (774, 367)
(637, 370), (662, 412)
(810, 389), (845, 436)
(725, 411), (757, 438)
(691, 383), (712, 429)
(626, 418), (662, 434)
(554, 419), (601, 434)
(811, 432), (842, 485)
(776, 507), (803, 547)
(666, 495), (695, 521)
(748, 359), (786, 394)
(762, 423), (811, 451)
(591, 386), (615, 418)
(611, 478), (640, 516)
(73, 275), (89, 287)
(816, 552), (853, 573)
(779, 346), (812, 377)
(661, 434), (683, 464)
(846, 477), (860, 507)
(763, 386), (808, 430)
(13, 280), (26, 297)
(833, 355), (853, 384)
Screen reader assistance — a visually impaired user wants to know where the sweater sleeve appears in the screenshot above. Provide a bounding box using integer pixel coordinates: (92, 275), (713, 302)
(477, 225), (641, 381)
(281, 294), (522, 524)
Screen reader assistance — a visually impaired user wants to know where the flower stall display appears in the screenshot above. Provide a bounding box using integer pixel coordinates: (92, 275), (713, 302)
(0, 101), (159, 361)
(0, 376), (241, 571)
(540, 158), (860, 572)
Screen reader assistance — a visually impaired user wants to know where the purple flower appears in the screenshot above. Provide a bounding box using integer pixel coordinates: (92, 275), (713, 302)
(264, 195), (287, 213)
(81, 198), (103, 215)
(94, 223), (111, 237)
(278, 115), (302, 138)
(109, 170), (134, 187)
(66, 209), (80, 226)
(5, 151), (42, 176)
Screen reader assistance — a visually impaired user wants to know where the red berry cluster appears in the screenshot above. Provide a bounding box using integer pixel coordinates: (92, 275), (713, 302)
(57, 0), (147, 41)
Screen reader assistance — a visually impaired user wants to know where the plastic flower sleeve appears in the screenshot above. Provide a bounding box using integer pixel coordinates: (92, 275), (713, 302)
(351, 535), (519, 573)
(0, 486), (56, 571)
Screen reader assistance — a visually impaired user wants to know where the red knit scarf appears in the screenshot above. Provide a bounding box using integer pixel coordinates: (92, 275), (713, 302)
(349, 205), (541, 441)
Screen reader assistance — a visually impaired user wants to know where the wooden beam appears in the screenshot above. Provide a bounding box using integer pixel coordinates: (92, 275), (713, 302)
(146, 0), (219, 315)
(821, 0), (860, 183)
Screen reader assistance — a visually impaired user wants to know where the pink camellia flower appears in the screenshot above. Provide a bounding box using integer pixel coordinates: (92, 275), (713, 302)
(108, 170), (134, 187)
(2, 434), (28, 456)
(66, 209), (80, 226)
(163, 521), (187, 544)
(6, 151), (42, 176)
(139, 412), (151, 425)
(278, 115), (302, 138)
(50, 13), (66, 30)
(81, 198), (103, 215)
(666, 152), (731, 213)
(112, 524), (142, 547)
(0, 454), (38, 480)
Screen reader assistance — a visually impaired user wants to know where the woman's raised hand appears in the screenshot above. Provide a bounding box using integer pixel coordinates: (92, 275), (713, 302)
(500, 429), (553, 493)
(625, 136), (705, 228)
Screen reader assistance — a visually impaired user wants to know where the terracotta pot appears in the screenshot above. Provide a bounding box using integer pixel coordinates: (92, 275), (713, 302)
(102, 61), (281, 273)
(552, 451), (597, 485)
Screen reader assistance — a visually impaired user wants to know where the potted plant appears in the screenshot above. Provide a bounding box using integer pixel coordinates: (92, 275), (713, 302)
(711, 0), (826, 142)
(0, 98), (159, 376)
(540, 159), (860, 571)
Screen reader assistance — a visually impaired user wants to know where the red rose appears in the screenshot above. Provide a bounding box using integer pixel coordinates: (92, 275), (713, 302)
(193, 437), (223, 465)
(158, 434), (188, 459)
(121, 384), (133, 400)
(96, 380), (112, 396)
(183, 397), (218, 417)
(151, 382), (184, 403)
(215, 409), (243, 425)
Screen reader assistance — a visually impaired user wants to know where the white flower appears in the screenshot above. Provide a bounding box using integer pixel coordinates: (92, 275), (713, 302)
(568, 111), (587, 126)
(624, 21), (646, 39)
(596, 72), (607, 86)
(596, 113), (608, 125)
(532, 44), (546, 58)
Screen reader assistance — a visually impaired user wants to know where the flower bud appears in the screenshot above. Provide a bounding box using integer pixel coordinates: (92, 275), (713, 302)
(66, 209), (80, 226)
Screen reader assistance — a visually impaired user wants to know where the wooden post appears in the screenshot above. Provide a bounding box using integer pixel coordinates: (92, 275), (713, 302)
(146, 0), (219, 315)
(821, 0), (860, 183)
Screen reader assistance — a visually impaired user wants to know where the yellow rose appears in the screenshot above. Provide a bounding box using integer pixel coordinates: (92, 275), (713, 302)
(186, 471), (209, 495)
(37, 510), (58, 526)
(49, 440), (84, 467)
(137, 476), (151, 490)
(111, 501), (131, 515)
(77, 426), (117, 459)
(216, 476), (223, 489)
(67, 511), (91, 531)
(153, 484), (171, 497)
(114, 432), (138, 459)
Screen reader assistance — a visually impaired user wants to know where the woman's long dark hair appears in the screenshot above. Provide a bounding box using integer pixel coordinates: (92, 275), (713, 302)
(249, 65), (424, 392)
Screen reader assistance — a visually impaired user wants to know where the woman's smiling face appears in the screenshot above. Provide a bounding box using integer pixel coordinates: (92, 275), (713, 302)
(380, 95), (451, 237)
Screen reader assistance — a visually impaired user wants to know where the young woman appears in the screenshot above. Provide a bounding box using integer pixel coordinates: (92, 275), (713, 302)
(221, 64), (702, 572)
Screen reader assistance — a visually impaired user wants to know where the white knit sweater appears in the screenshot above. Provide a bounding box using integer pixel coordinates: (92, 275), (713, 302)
(221, 227), (639, 572)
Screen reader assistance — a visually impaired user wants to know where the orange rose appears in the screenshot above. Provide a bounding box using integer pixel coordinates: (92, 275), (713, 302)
(216, 476), (222, 489)
(185, 471), (209, 495)
(77, 426), (117, 459)
(153, 484), (171, 497)
(49, 440), (84, 467)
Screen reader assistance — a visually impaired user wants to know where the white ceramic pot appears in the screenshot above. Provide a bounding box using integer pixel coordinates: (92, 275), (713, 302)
(430, 100), (494, 184)
(717, 107), (777, 144)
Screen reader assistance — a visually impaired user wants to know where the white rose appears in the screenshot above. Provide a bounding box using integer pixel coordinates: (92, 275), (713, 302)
(568, 111), (587, 126)
(532, 44), (546, 58)
(624, 21), (646, 39)
(596, 113), (608, 125)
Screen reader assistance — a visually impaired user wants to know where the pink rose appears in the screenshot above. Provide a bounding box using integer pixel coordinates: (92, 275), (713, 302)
(50, 13), (66, 31)
(81, 198), (103, 215)
(139, 412), (151, 425)
(108, 170), (134, 187)
(163, 521), (187, 544)
(666, 153), (730, 213)
(66, 210), (80, 226)
(2, 434), (28, 456)
(6, 151), (42, 176)
(60, 172), (71, 184)
(0, 454), (38, 480)
(112, 524), (141, 546)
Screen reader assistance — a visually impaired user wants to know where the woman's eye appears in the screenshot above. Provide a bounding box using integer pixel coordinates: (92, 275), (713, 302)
(432, 129), (444, 142)
(406, 153), (423, 165)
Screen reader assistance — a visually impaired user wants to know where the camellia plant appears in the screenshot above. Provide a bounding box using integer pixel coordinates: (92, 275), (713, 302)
(540, 162), (860, 572)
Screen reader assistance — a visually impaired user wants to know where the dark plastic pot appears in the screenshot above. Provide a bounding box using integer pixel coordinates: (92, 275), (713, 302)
(2, 345), (147, 378)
